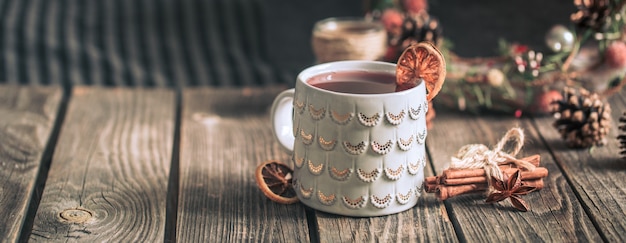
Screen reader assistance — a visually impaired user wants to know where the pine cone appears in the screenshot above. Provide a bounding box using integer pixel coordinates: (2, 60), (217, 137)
(570, 0), (611, 32)
(387, 13), (442, 61)
(552, 87), (612, 148)
(399, 14), (441, 46)
(618, 112), (626, 159)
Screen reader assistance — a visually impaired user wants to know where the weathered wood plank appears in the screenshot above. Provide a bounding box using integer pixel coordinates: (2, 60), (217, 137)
(177, 87), (310, 242)
(0, 85), (62, 242)
(426, 111), (601, 242)
(30, 87), (175, 241)
(533, 90), (626, 242)
(315, 160), (459, 242)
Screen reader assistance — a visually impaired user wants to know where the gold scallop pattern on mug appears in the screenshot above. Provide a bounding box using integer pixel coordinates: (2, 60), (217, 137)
(416, 182), (424, 193)
(357, 112), (381, 127)
(385, 110), (406, 125)
(396, 188), (413, 205)
(417, 128), (427, 145)
(384, 164), (404, 181)
(329, 166), (352, 181)
(294, 100), (305, 114)
(299, 184), (314, 199)
(398, 134), (414, 151)
(370, 194), (393, 208)
(408, 158), (423, 175)
(308, 104), (326, 120)
(300, 129), (314, 145)
(293, 154), (304, 168)
(330, 110), (353, 125)
(318, 136), (337, 151)
(424, 100), (429, 113)
(371, 140), (394, 155)
(342, 195), (367, 209)
(409, 104), (422, 120)
(307, 160), (324, 175)
(356, 168), (381, 183)
(343, 141), (367, 155)
(317, 191), (336, 205)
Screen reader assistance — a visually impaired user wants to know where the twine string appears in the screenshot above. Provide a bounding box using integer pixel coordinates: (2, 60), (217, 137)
(448, 127), (536, 193)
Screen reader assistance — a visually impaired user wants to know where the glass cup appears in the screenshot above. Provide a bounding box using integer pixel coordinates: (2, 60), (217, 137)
(311, 17), (387, 63)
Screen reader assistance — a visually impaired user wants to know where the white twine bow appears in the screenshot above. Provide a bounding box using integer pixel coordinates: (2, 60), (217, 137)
(448, 127), (536, 192)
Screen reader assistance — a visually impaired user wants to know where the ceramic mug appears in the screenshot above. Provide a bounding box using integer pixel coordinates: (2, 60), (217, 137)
(271, 61), (427, 216)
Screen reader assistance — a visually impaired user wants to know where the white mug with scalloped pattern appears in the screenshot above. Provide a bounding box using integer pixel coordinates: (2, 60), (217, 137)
(271, 60), (427, 217)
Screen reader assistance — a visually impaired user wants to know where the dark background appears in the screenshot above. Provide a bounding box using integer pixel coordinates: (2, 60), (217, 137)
(264, 0), (575, 75)
(0, 0), (576, 87)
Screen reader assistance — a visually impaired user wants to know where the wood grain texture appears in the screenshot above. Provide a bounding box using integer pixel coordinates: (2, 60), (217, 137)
(426, 111), (602, 242)
(177, 87), (310, 242)
(0, 85), (62, 242)
(533, 90), (626, 242)
(315, 160), (459, 242)
(30, 87), (175, 241)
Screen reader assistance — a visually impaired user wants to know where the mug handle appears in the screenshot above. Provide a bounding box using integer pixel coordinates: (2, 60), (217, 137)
(270, 89), (295, 153)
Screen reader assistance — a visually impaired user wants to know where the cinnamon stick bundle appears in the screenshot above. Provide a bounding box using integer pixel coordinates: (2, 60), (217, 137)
(434, 179), (545, 201)
(426, 167), (548, 186)
(424, 154), (548, 200)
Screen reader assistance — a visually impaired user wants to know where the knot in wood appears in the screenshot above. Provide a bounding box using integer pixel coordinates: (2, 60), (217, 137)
(59, 208), (93, 223)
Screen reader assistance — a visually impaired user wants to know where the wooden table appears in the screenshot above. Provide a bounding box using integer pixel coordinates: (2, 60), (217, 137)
(1, 84), (625, 242)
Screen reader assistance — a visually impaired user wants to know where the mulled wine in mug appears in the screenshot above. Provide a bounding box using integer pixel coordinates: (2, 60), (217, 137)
(271, 60), (428, 216)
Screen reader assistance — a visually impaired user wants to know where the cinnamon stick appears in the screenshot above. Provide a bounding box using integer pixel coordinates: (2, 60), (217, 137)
(441, 167), (548, 186)
(424, 176), (438, 186)
(424, 164), (527, 186)
(441, 155), (541, 179)
(435, 183), (487, 200)
(424, 181), (439, 193)
(424, 177), (545, 193)
(433, 179), (544, 200)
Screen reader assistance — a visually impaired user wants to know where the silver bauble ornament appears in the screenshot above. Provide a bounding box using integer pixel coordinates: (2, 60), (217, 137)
(545, 25), (574, 52)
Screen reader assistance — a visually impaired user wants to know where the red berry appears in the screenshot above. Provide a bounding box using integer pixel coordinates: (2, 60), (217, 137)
(532, 90), (563, 114)
(403, 0), (428, 14)
(605, 41), (626, 68)
(381, 9), (404, 33)
(510, 44), (528, 56)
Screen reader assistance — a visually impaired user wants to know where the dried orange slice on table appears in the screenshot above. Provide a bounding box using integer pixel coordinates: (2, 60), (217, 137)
(255, 160), (298, 204)
(396, 42), (446, 101)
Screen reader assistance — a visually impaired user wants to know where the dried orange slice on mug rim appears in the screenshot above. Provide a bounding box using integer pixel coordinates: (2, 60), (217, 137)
(396, 41), (446, 101)
(255, 160), (299, 204)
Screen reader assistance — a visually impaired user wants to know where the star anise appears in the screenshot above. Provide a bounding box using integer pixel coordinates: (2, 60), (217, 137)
(486, 170), (538, 212)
